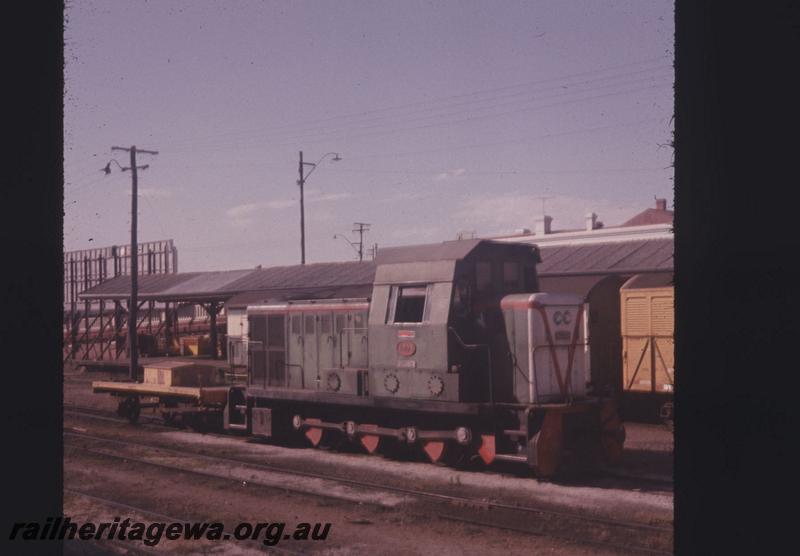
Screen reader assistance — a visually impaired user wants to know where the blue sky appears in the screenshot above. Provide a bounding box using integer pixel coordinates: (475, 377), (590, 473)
(64, 0), (673, 271)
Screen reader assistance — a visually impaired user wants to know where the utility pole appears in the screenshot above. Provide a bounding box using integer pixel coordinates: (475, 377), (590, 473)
(298, 151), (306, 265)
(110, 145), (158, 382)
(352, 222), (371, 262)
(297, 151), (342, 265)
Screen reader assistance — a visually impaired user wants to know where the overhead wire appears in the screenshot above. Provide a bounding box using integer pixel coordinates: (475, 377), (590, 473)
(163, 66), (672, 153)
(170, 73), (672, 152)
(164, 80), (672, 155)
(162, 56), (671, 149)
(157, 116), (667, 172)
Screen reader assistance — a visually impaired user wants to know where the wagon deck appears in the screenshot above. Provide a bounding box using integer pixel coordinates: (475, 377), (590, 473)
(91, 381), (229, 404)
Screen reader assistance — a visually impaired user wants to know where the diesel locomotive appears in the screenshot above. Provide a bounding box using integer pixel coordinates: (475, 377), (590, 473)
(95, 239), (625, 477)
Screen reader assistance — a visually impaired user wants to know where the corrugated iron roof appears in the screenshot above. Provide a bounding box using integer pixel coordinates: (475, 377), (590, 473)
(79, 270), (253, 299)
(79, 261), (375, 302)
(537, 239), (673, 276)
(223, 261), (375, 292)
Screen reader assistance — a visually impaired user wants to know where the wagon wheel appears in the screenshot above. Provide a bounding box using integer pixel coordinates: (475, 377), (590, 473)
(117, 396), (140, 425)
(161, 411), (177, 426)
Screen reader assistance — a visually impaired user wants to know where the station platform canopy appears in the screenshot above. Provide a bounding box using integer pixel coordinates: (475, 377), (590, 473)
(78, 261), (376, 304)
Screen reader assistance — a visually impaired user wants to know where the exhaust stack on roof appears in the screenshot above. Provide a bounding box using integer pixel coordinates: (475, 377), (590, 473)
(585, 212), (598, 231)
(534, 215), (553, 235)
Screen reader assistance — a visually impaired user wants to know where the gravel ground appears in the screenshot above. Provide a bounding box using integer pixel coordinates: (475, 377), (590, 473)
(65, 435), (624, 555)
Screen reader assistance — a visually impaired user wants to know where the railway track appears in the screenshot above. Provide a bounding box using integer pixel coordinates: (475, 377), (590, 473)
(64, 487), (303, 555)
(65, 428), (672, 555)
(65, 404), (674, 488)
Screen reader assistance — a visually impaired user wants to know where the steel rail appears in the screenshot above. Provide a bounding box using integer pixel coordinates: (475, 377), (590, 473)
(64, 408), (673, 523)
(66, 440), (670, 555)
(64, 430), (672, 535)
(63, 487), (304, 555)
(66, 405), (674, 487)
(66, 403), (672, 490)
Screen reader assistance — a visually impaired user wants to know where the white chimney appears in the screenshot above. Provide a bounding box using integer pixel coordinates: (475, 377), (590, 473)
(534, 215), (553, 235)
(585, 212), (598, 231)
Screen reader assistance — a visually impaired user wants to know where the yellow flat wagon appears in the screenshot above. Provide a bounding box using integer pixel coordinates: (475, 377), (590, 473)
(92, 360), (229, 425)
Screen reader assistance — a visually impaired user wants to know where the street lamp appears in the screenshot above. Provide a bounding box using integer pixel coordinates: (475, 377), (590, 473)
(103, 145), (158, 382)
(333, 233), (361, 261)
(297, 151), (342, 264)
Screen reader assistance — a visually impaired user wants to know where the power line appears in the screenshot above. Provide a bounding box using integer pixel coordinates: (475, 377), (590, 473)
(164, 69), (672, 153)
(163, 56), (671, 149)
(156, 116), (665, 172)
(166, 81), (671, 156)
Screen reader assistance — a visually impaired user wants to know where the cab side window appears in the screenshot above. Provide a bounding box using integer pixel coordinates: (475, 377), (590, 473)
(391, 285), (428, 323)
(523, 265), (537, 291)
(503, 261), (520, 291)
(476, 261), (492, 292)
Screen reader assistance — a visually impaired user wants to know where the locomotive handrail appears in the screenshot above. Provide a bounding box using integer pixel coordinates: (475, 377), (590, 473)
(336, 327), (368, 368)
(281, 361), (304, 389)
(447, 327), (493, 404)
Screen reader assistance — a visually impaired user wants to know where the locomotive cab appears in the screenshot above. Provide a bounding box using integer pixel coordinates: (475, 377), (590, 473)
(368, 239), (540, 403)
